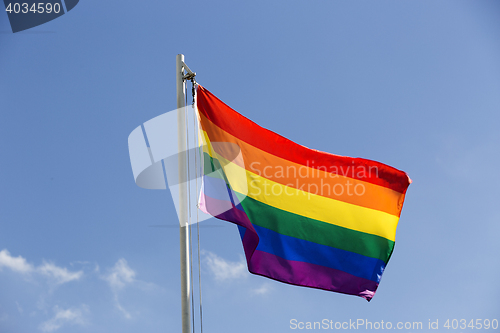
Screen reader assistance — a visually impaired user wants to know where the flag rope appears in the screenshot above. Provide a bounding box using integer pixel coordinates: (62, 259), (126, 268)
(185, 81), (196, 333)
(186, 77), (203, 333)
(191, 79), (204, 333)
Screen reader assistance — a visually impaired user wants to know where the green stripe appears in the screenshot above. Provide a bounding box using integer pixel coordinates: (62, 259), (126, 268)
(203, 152), (395, 263)
(236, 193), (395, 263)
(203, 152), (227, 181)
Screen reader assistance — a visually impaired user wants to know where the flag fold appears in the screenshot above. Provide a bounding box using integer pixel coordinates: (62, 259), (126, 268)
(196, 85), (411, 301)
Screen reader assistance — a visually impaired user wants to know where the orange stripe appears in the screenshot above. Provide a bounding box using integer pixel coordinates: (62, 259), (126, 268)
(199, 111), (406, 217)
(197, 85), (411, 194)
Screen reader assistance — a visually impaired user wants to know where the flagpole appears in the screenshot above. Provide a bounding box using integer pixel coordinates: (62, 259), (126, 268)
(176, 54), (191, 333)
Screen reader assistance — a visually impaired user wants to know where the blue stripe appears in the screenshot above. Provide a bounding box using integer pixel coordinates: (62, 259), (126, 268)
(253, 224), (385, 282)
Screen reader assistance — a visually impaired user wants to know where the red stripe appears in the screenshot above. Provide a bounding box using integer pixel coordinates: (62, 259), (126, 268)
(197, 85), (411, 193)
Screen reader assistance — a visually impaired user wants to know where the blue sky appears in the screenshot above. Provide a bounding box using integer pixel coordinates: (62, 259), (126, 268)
(1, 1), (499, 332)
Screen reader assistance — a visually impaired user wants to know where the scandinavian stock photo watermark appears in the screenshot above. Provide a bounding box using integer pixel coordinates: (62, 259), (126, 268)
(248, 161), (379, 199)
(129, 104), (387, 227)
(289, 318), (499, 331)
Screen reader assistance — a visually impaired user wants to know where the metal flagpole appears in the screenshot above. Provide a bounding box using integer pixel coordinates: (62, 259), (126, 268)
(176, 53), (193, 333)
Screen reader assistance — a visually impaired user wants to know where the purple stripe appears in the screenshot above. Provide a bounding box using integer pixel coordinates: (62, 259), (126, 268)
(247, 250), (378, 301)
(199, 189), (237, 217)
(199, 190), (246, 217)
(201, 185), (378, 301)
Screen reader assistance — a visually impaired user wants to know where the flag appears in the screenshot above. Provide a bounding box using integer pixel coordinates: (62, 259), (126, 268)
(196, 85), (411, 301)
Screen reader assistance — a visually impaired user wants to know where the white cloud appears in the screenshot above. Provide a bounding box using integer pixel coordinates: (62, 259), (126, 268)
(203, 251), (247, 281)
(1, 251), (153, 322)
(252, 283), (272, 295)
(114, 296), (131, 319)
(103, 259), (136, 319)
(104, 258), (136, 290)
(38, 262), (83, 284)
(0, 249), (34, 274)
(38, 305), (88, 332)
(0, 249), (83, 285)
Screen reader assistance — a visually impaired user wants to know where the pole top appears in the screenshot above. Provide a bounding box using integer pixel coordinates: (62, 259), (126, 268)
(177, 54), (195, 80)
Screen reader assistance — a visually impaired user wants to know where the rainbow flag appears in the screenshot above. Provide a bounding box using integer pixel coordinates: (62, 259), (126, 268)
(196, 85), (411, 301)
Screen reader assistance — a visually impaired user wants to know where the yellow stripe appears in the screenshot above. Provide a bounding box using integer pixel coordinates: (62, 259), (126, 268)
(199, 126), (405, 217)
(234, 165), (398, 241)
(201, 133), (399, 241)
